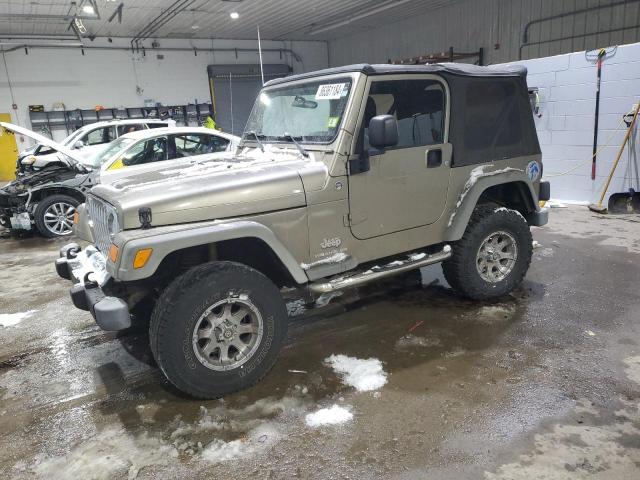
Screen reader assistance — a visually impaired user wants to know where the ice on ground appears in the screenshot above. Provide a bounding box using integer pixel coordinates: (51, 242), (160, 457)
(30, 426), (177, 480)
(624, 356), (640, 385)
(201, 423), (280, 464)
(305, 405), (353, 427)
(476, 304), (515, 324)
(540, 247), (554, 257)
(0, 309), (37, 327)
(396, 333), (442, 349)
(315, 291), (343, 308)
(286, 299), (306, 317)
(325, 354), (387, 392)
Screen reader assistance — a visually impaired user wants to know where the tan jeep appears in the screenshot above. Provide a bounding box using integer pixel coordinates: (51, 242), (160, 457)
(55, 63), (550, 398)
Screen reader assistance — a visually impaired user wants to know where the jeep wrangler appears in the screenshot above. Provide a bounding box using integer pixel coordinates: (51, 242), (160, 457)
(55, 63), (550, 399)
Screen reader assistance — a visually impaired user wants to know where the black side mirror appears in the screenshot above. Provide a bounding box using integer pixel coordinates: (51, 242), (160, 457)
(369, 114), (398, 149)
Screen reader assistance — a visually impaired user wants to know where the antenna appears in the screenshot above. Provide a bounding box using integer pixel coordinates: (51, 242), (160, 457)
(257, 25), (265, 86)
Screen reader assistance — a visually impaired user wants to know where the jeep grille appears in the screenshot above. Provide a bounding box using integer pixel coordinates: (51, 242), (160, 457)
(86, 195), (119, 254)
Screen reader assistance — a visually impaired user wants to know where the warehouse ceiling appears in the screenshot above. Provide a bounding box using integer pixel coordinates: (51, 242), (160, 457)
(0, 0), (457, 42)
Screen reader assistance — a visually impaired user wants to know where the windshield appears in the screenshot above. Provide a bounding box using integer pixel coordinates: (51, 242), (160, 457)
(86, 137), (136, 169)
(244, 77), (352, 144)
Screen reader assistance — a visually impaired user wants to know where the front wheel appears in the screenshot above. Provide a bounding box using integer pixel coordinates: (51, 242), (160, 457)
(34, 194), (79, 238)
(149, 261), (288, 399)
(443, 205), (533, 300)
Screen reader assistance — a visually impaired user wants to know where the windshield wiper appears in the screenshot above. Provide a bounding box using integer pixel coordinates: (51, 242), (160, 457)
(282, 133), (309, 158)
(244, 130), (265, 152)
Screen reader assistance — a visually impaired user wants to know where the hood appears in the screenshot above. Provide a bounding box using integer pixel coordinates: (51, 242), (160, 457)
(1, 122), (85, 166)
(92, 146), (323, 229)
(1, 164), (89, 195)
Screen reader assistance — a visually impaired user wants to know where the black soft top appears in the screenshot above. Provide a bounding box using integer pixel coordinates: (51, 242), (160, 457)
(265, 63), (527, 87)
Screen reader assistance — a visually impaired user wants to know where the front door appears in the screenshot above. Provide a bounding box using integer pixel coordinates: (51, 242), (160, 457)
(348, 76), (451, 240)
(0, 113), (18, 181)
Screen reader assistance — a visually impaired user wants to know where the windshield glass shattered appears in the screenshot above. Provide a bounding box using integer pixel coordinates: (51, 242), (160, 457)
(87, 137), (136, 169)
(244, 77), (352, 144)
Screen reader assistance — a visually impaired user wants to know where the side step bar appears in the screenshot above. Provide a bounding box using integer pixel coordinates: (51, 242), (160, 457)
(309, 245), (452, 294)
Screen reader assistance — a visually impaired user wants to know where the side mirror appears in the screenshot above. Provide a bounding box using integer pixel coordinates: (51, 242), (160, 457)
(74, 140), (85, 149)
(368, 114), (398, 149)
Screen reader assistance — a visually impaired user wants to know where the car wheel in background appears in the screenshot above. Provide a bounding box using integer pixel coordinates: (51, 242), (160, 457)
(34, 194), (80, 238)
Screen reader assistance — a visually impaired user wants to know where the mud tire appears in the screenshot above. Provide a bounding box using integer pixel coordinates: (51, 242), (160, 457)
(149, 261), (288, 399)
(443, 205), (533, 300)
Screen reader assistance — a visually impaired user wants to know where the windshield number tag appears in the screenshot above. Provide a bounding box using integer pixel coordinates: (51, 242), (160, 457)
(315, 83), (347, 100)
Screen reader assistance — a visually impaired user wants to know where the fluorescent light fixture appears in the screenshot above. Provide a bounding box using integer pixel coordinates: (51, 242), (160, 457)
(230, 12), (239, 19)
(82, 4), (95, 14)
(191, 25), (200, 29)
(309, 0), (415, 35)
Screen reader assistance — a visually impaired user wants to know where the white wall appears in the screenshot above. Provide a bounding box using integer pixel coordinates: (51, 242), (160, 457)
(0, 37), (328, 144)
(503, 42), (640, 203)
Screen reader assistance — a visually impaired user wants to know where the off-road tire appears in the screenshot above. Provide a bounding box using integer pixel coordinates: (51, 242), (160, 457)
(443, 205), (532, 300)
(34, 194), (80, 238)
(149, 261), (288, 399)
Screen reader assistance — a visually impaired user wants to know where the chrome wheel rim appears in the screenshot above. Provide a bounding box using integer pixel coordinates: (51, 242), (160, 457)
(43, 202), (76, 236)
(192, 295), (263, 371)
(476, 230), (518, 283)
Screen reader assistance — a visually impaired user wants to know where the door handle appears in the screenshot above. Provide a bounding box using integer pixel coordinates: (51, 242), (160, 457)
(426, 148), (442, 168)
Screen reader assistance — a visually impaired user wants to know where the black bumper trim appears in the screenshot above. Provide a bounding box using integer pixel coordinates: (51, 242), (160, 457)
(539, 181), (551, 202)
(527, 209), (549, 227)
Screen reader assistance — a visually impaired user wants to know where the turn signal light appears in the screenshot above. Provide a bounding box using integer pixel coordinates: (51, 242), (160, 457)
(73, 211), (79, 224)
(108, 244), (119, 263)
(133, 248), (153, 269)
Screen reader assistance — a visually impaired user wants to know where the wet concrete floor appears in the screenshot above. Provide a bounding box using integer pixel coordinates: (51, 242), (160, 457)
(0, 206), (639, 479)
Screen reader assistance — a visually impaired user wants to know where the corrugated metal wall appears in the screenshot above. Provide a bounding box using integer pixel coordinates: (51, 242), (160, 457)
(328, 0), (640, 66)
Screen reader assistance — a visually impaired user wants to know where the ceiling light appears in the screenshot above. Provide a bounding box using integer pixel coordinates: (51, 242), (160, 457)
(230, 12), (239, 19)
(82, 4), (95, 14)
(191, 25), (200, 30)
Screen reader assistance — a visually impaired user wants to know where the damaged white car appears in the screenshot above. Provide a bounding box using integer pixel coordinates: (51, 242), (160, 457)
(1, 123), (239, 237)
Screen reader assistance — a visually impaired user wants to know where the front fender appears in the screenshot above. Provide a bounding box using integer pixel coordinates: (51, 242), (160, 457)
(445, 167), (540, 241)
(110, 220), (309, 284)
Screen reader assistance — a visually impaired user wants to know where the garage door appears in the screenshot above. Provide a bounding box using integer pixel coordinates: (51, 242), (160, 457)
(208, 64), (292, 136)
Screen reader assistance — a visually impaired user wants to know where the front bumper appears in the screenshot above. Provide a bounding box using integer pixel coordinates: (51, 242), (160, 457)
(55, 243), (131, 331)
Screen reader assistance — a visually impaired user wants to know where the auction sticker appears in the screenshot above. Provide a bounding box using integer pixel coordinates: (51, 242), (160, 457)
(315, 83), (347, 100)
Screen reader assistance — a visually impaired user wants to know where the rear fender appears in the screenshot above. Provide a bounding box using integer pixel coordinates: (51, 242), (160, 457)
(445, 169), (539, 241)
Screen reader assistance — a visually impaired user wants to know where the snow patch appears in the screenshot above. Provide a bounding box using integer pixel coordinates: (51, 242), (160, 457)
(305, 405), (353, 427)
(0, 310), (37, 327)
(201, 423), (280, 464)
(447, 165), (522, 228)
(31, 426), (177, 480)
(325, 354), (387, 392)
(315, 291), (343, 307)
(396, 334), (442, 349)
(70, 247), (109, 286)
(301, 252), (348, 270)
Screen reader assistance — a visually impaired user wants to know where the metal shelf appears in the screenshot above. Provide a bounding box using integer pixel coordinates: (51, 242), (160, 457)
(28, 103), (214, 139)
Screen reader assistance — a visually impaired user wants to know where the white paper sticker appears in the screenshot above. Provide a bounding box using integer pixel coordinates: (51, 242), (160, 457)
(315, 83), (347, 100)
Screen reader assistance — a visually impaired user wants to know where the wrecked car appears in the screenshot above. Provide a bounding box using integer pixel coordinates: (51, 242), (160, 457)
(1, 123), (239, 237)
(16, 119), (169, 174)
(55, 63), (551, 399)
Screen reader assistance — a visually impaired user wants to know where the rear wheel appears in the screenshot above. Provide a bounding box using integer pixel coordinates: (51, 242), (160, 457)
(34, 194), (79, 238)
(443, 205), (533, 300)
(149, 261), (288, 399)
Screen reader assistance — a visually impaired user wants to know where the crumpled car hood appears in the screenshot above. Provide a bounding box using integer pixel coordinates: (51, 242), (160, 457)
(91, 147), (321, 229)
(1, 165), (78, 195)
